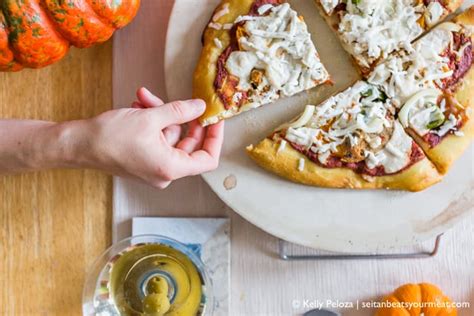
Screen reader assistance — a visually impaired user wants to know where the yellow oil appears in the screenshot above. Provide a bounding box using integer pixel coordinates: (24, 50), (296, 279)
(109, 244), (203, 316)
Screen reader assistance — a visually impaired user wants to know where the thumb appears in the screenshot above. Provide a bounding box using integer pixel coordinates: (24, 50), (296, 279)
(154, 99), (206, 127)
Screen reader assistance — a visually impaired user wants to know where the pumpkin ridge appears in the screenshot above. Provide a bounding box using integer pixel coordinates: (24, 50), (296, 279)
(87, 0), (140, 29)
(393, 283), (422, 316)
(2, 0), (69, 68)
(0, 0), (139, 71)
(0, 10), (22, 70)
(40, 0), (115, 48)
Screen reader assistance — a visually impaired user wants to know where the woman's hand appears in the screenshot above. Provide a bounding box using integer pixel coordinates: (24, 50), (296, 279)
(72, 88), (225, 188)
(0, 88), (224, 189)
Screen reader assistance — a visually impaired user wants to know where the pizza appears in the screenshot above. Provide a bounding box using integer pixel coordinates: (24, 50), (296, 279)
(368, 15), (474, 174)
(195, 0), (473, 191)
(193, 0), (331, 126)
(248, 6), (474, 191)
(315, 0), (463, 75)
(247, 81), (442, 191)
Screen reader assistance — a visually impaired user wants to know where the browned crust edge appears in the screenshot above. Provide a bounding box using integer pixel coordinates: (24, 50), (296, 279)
(247, 138), (443, 192)
(192, 0), (254, 126)
(411, 6), (474, 174)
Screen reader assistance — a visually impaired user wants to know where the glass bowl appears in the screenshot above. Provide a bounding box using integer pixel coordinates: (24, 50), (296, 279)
(83, 235), (214, 316)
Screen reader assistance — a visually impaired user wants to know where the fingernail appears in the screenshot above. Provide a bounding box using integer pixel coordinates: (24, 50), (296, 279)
(142, 87), (153, 97)
(189, 99), (206, 114)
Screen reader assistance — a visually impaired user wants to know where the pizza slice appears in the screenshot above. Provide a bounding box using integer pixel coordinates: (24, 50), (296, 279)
(247, 81), (442, 191)
(368, 8), (474, 174)
(193, 0), (331, 126)
(315, 0), (463, 75)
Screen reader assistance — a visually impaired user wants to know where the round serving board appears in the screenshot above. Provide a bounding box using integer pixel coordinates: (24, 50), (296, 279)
(165, 0), (474, 253)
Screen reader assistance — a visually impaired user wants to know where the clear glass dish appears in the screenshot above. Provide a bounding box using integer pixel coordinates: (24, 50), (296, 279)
(83, 235), (214, 316)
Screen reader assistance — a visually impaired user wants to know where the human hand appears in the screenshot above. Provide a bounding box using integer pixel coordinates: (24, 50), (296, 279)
(68, 88), (224, 188)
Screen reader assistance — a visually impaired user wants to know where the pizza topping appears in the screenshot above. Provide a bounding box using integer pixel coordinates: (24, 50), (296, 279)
(425, 1), (444, 26)
(365, 121), (413, 173)
(369, 23), (473, 107)
(435, 113), (458, 137)
(281, 81), (420, 175)
(214, 38), (223, 49)
(335, 0), (425, 68)
(398, 89), (442, 134)
(398, 88), (467, 145)
(285, 124), (424, 177)
(298, 158), (305, 171)
(212, 3), (230, 22)
(277, 139), (287, 153)
(442, 30), (473, 90)
(224, 3), (329, 100)
(320, 0), (340, 15)
(368, 27), (453, 106)
(279, 105), (316, 130)
(209, 22), (223, 30)
(258, 4), (274, 15)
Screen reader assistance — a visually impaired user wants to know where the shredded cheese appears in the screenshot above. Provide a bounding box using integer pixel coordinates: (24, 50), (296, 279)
(283, 81), (413, 173)
(368, 27), (454, 107)
(278, 140), (287, 153)
(298, 158), (305, 172)
(208, 22), (222, 30)
(212, 3), (229, 22)
(337, 0), (425, 68)
(214, 38), (223, 49)
(225, 3), (329, 102)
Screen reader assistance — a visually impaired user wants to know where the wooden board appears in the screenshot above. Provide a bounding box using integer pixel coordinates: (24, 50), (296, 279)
(113, 1), (474, 314)
(0, 43), (112, 315)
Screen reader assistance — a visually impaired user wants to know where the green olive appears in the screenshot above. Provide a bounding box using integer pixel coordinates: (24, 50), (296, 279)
(143, 292), (171, 316)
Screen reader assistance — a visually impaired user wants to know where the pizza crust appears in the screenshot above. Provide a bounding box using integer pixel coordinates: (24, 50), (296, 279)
(408, 6), (474, 174)
(247, 138), (443, 192)
(193, 0), (255, 126)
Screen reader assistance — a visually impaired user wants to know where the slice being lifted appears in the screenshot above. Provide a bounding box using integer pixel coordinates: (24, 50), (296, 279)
(193, 0), (331, 126)
(368, 8), (474, 174)
(315, 0), (463, 75)
(247, 81), (442, 191)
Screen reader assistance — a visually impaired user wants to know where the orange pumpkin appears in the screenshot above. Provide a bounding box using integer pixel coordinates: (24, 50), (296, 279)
(0, 0), (140, 71)
(375, 283), (457, 316)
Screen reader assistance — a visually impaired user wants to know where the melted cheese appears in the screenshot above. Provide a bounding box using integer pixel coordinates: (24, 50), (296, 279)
(320, 0), (339, 15)
(435, 114), (459, 137)
(425, 2), (444, 26)
(283, 82), (412, 173)
(225, 3), (329, 100)
(368, 27), (453, 107)
(226, 52), (259, 90)
(365, 121), (413, 173)
(337, 0), (425, 68)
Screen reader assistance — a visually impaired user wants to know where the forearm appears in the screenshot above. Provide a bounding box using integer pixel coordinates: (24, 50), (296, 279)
(0, 119), (89, 174)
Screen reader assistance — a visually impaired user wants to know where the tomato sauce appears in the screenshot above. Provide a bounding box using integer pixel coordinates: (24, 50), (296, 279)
(213, 0), (282, 109)
(442, 32), (473, 91)
(287, 141), (425, 177)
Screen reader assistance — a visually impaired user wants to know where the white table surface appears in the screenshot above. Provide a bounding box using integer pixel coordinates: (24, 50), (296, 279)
(112, 1), (474, 315)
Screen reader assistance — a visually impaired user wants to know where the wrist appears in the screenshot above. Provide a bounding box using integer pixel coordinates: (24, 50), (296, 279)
(34, 120), (95, 170)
